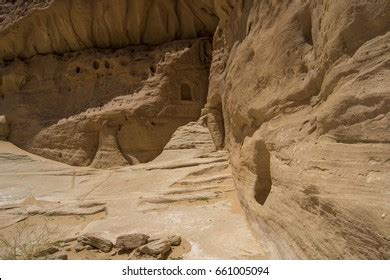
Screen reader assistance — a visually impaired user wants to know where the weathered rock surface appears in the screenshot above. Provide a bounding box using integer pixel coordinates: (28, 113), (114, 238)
(0, 39), (212, 167)
(116, 233), (149, 252)
(167, 235), (181, 246)
(9, 200), (106, 217)
(1, 0), (389, 261)
(78, 234), (113, 253)
(0, 0), (218, 60)
(33, 245), (59, 258)
(0, 115), (8, 140)
(74, 243), (84, 253)
(139, 239), (171, 258)
(0, 120), (262, 260)
(208, 0), (390, 259)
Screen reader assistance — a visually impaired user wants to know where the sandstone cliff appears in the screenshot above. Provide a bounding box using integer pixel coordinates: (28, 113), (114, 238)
(0, 1), (215, 167)
(1, 39), (212, 167)
(208, 0), (389, 259)
(0, 0), (389, 260)
(0, 0), (218, 60)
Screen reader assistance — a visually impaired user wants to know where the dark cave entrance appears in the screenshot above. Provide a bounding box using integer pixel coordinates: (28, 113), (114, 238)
(253, 141), (272, 205)
(180, 84), (193, 101)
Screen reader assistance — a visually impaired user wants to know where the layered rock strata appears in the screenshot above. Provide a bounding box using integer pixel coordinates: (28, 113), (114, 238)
(207, 0), (390, 259)
(0, 39), (212, 167)
(0, 0), (389, 260)
(0, 0), (218, 60)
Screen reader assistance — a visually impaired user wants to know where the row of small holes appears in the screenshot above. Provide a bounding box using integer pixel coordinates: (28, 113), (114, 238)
(76, 61), (111, 73)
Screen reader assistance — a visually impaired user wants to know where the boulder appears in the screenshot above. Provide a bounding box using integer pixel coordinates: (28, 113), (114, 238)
(33, 245), (60, 258)
(74, 243), (85, 253)
(78, 234), (113, 253)
(115, 233), (149, 252)
(129, 250), (157, 260)
(63, 237), (77, 243)
(139, 240), (171, 258)
(167, 235), (181, 246)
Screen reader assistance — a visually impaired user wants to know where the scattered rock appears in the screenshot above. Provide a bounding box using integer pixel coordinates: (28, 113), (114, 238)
(63, 237), (78, 243)
(74, 243), (85, 253)
(129, 250), (157, 260)
(148, 235), (182, 246)
(116, 233), (149, 253)
(139, 239), (171, 258)
(52, 240), (67, 248)
(167, 235), (181, 246)
(110, 250), (118, 256)
(33, 245), (60, 258)
(381, 213), (386, 219)
(78, 234), (113, 253)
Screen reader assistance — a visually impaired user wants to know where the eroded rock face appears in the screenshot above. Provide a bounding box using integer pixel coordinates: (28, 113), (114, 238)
(0, 0), (218, 60)
(208, 0), (390, 259)
(0, 39), (212, 166)
(1, 0), (389, 261)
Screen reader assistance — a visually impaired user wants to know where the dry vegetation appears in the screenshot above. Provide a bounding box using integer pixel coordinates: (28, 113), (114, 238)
(0, 218), (59, 260)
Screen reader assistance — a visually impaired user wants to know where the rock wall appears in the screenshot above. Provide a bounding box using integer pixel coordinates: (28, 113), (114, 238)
(0, 39), (212, 167)
(0, 0), (217, 168)
(1, 0), (389, 259)
(0, 0), (218, 60)
(207, 0), (390, 259)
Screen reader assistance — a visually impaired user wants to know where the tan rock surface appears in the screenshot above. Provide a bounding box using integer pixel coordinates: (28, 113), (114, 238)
(78, 233), (113, 253)
(115, 233), (149, 251)
(0, 0), (389, 260)
(0, 0), (218, 60)
(208, 0), (390, 259)
(0, 120), (264, 259)
(1, 39), (212, 167)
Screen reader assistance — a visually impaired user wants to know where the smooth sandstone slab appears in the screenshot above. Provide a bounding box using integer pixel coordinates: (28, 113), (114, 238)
(0, 120), (264, 259)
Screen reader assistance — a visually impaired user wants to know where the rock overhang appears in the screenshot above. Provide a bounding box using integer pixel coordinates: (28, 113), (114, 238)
(0, 0), (219, 61)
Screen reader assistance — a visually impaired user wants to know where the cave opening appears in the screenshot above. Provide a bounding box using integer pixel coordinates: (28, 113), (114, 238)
(253, 141), (272, 205)
(149, 64), (156, 76)
(181, 84), (193, 101)
(301, 8), (313, 46)
(93, 61), (100, 69)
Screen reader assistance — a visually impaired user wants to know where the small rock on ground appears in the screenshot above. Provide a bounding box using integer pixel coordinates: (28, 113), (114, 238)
(116, 233), (149, 252)
(139, 239), (171, 258)
(74, 243), (85, 252)
(167, 235), (181, 246)
(78, 234), (113, 253)
(33, 246), (60, 258)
